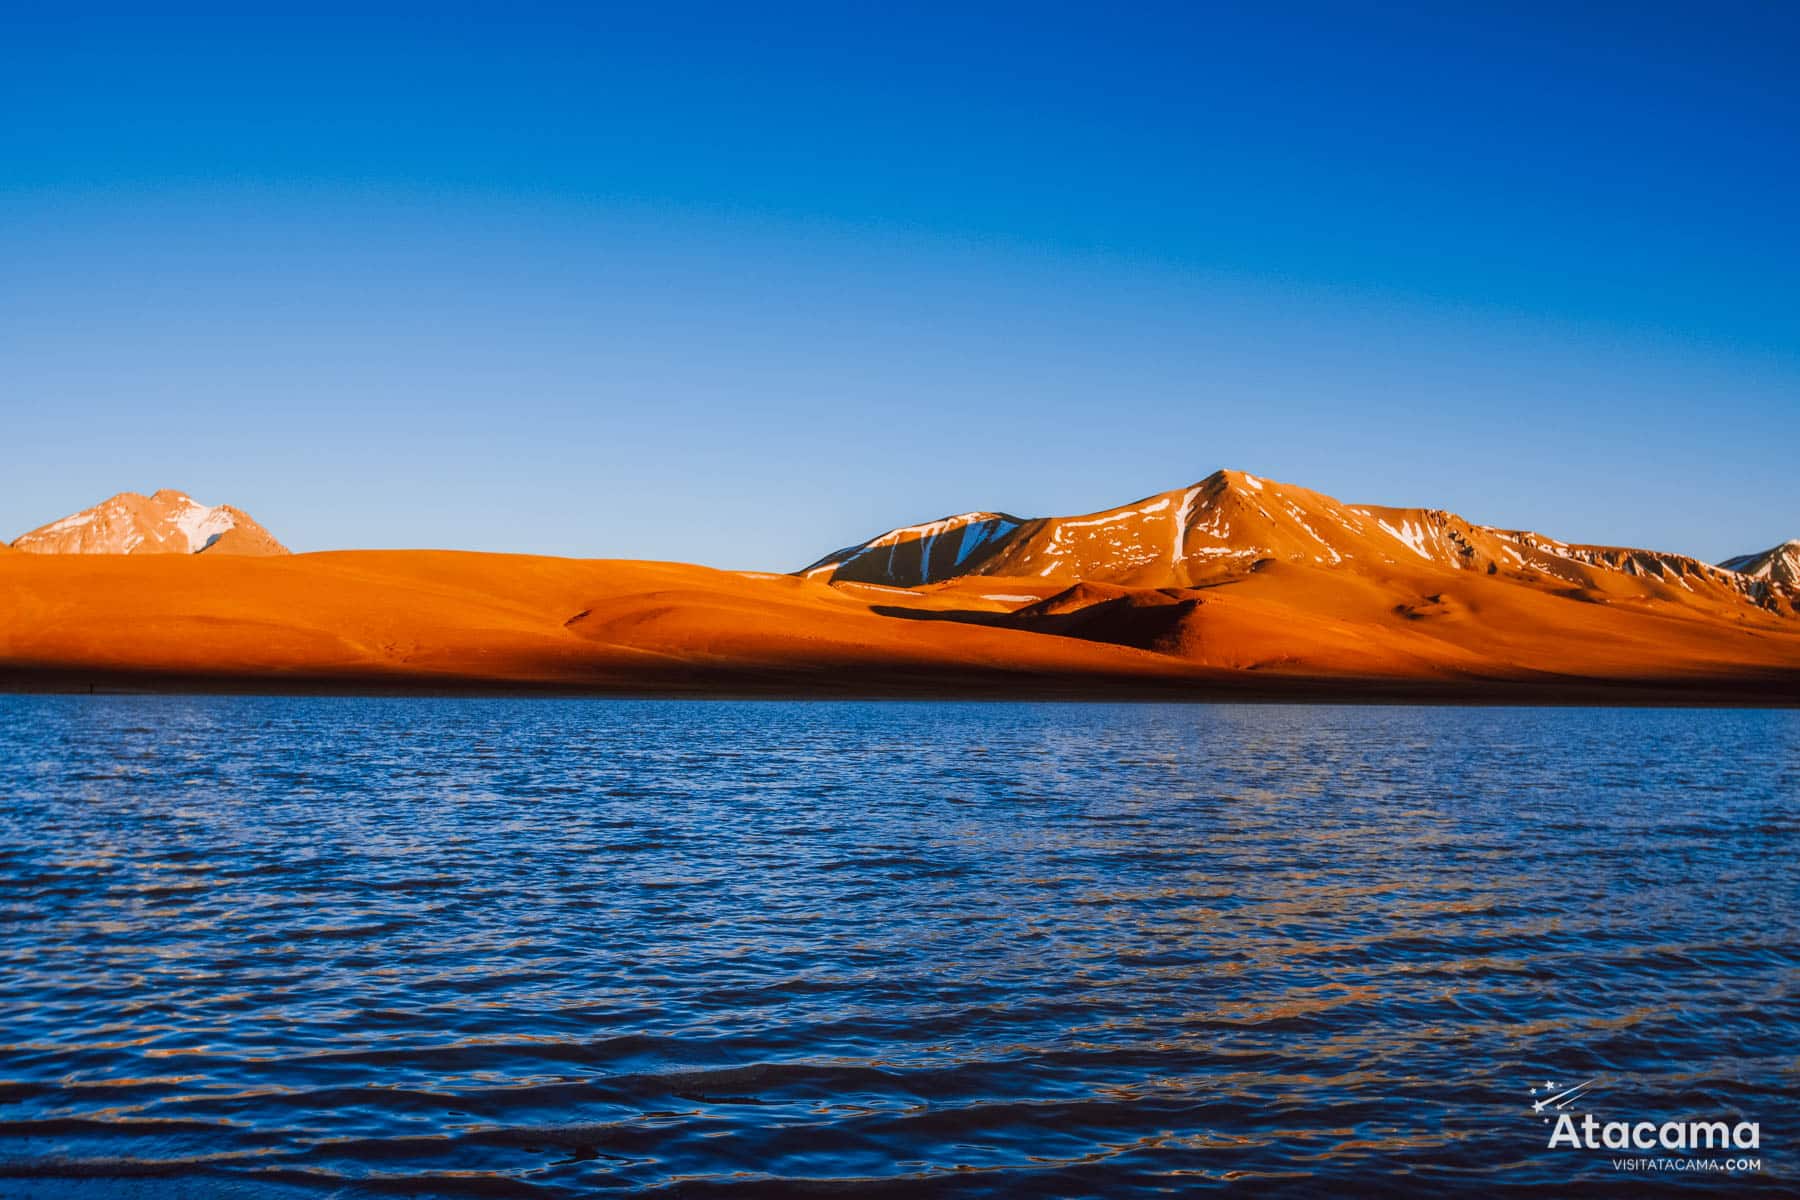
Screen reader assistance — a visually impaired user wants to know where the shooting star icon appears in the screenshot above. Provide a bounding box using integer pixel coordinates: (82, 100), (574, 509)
(1531, 1078), (1599, 1115)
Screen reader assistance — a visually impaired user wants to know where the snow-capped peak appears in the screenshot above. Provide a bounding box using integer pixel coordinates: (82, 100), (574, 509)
(1720, 539), (1800, 587)
(10, 490), (289, 556)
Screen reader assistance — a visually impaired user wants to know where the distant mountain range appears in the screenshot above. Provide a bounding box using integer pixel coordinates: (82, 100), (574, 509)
(11, 478), (1793, 610)
(802, 469), (1798, 616)
(1, 475), (1795, 701)
(8, 490), (288, 556)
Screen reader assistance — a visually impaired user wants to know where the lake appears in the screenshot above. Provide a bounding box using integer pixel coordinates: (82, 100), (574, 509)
(0, 697), (1792, 1196)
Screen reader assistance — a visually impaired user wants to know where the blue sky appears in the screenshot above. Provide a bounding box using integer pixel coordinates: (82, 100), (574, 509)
(3, 2), (1795, 566)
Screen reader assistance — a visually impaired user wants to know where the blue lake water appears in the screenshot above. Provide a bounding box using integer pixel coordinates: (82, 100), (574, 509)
(0, 697), (1793, 1197)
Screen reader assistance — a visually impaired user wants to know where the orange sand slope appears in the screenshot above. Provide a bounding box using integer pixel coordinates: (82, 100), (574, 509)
(0, 552), (1205, 696)
(1, 549), (1797, 702)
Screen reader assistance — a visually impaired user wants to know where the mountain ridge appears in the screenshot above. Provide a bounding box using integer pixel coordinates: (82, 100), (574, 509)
(801, 468), (1798, 616)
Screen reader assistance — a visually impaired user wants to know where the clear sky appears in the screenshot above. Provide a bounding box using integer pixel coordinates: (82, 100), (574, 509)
(3, 2), (1795, 567)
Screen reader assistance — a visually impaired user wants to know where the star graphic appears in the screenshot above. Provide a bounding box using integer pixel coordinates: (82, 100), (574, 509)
(1544, 1081), (1555, 1089)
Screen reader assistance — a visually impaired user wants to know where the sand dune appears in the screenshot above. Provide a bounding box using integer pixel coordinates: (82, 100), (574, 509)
(927, 558), (1800, 682)
(1, 546), (1796, 702)
(0, 552), (1203, 696)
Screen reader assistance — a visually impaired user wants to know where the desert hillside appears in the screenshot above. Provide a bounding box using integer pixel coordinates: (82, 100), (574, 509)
(1, 471), (1796, 701)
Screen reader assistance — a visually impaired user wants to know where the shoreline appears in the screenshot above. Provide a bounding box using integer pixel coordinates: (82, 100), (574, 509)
(4, 667), (1795, 708)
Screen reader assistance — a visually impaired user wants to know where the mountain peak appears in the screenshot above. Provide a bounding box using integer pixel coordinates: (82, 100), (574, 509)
(1210, 467), (1268, 491)
(1719, 539), (1800, 588)
(11, 490), (289, 557)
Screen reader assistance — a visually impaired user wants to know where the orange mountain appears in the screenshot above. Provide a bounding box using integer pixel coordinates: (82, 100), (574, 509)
(805, 470), (1793, 611)
(11, 489), (288, 556)
(1721, 539), (1800, 590)
(1, 471), (1796, 703)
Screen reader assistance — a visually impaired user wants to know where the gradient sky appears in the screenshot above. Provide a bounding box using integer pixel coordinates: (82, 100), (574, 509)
(3, 2), (1796, 568)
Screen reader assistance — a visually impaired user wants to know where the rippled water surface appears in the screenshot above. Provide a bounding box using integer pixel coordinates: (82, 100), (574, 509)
(0, 698), (1794, 1197)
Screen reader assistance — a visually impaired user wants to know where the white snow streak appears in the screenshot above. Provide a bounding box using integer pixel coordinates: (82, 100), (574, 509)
(1375, 518), (1434, 560)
